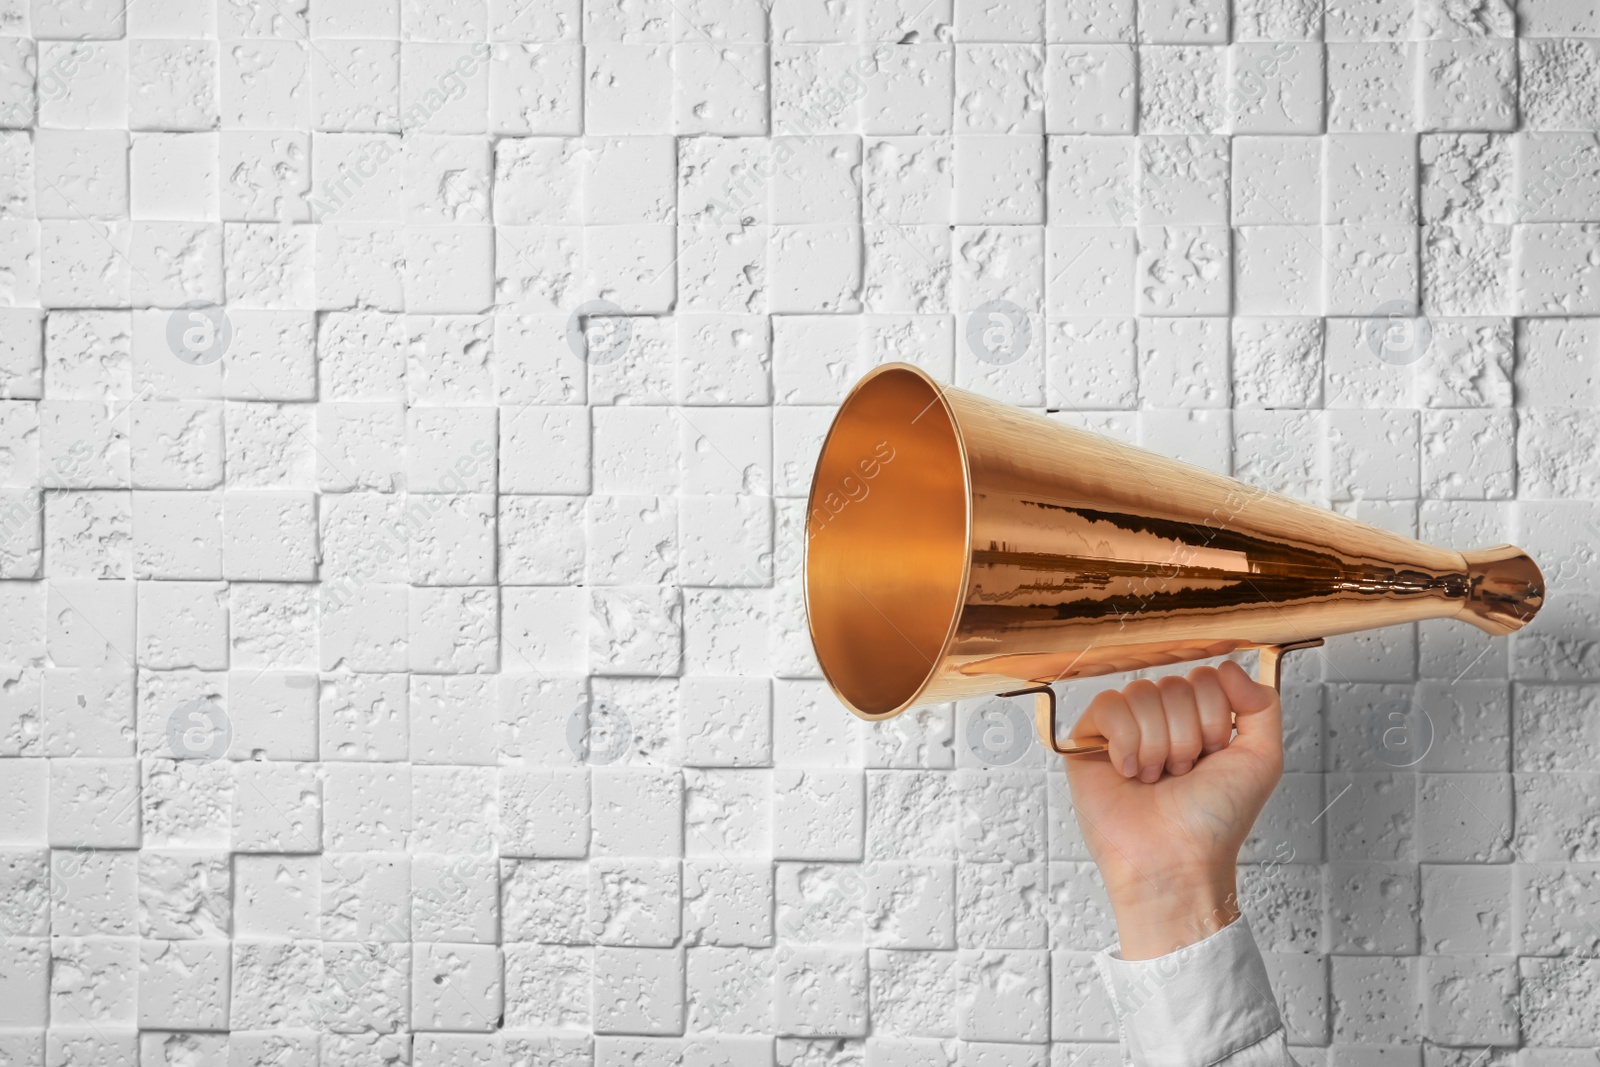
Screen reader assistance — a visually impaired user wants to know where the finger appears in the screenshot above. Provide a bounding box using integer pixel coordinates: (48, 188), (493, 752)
(1122, 680), (1169, 783)
(1190, 666), (1234, 754)
(1218, 659), (1281, 747)
(1156, 675), (1202, 774)
(1079, 690), (1141, 779)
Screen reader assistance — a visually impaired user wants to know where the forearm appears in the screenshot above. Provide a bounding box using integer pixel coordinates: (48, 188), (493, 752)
(1106, 864), (1242, 960)
(1066, 663), (1296, 1064)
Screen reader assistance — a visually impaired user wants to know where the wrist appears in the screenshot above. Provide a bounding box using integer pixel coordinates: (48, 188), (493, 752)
(1105, 864), (1241, 961)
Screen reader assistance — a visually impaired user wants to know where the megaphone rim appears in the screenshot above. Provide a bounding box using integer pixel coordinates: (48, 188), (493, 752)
(802, 361), (975, 721)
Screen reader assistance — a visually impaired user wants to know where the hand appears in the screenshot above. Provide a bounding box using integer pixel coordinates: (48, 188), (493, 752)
(1063, 660), (1283, 960)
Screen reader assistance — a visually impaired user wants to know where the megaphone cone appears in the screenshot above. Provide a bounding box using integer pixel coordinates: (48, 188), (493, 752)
(803, 364), (1543, 755)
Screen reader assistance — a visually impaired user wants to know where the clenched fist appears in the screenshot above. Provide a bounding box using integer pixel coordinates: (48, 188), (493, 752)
(1063, 660), (1285, 960)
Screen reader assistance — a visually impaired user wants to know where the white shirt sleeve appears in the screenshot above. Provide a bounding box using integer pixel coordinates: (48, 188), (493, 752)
(1094, 914), (1299, 1067)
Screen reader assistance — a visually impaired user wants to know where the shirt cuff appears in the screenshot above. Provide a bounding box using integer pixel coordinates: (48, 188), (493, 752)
(1094, 914), (1284, 1067)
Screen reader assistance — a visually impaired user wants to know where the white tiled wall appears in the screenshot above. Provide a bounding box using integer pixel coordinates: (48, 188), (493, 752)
(0, 0), (1598, 1062)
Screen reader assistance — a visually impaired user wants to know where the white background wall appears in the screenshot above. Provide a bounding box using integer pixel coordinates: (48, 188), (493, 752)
(0, 0), (1598, 1062)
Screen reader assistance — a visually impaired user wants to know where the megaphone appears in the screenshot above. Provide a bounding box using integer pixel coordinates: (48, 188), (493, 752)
(802, 364), (1544, 756)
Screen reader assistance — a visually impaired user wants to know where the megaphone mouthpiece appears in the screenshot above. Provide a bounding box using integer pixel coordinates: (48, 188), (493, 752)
(1460, 545), (1545, 636)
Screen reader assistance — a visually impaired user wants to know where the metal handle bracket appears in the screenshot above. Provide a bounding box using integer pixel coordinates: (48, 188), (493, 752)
(999, 684), (1107, 757)
(1256, 638), (1324, 691)
(1005, 638), (1325, 759)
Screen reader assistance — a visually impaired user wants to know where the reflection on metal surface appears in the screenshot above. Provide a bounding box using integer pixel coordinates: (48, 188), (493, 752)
(803, 364), (1545, 753)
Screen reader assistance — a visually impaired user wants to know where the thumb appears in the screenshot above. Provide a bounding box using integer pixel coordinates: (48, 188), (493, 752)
(1217, 658), (1280, 747)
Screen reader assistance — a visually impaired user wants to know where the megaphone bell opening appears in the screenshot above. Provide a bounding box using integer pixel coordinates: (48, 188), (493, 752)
(803, 365), (972, 719)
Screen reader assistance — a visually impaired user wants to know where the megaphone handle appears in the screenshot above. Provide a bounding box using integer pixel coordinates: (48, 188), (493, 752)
(1257, 638), (1324, 690)
(1009, 638), (1325, 759)
(1000, 684), (1110, 758)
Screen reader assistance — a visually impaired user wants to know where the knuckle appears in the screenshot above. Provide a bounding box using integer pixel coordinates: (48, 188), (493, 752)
(1123, 679), (1160, 702)
(1155, 674), (1191, 697)
(1089, 697), (1138, 745)
(1087, 689), (1124, 713)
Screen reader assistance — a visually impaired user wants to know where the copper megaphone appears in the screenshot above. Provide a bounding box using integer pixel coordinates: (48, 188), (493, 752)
(803, 364), (1544, 757)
